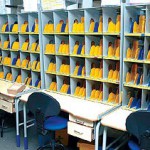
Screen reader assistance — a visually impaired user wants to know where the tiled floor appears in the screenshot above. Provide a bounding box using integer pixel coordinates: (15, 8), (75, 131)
(0, 126), (39, 150)
(0, 125), (79, 150)
(0, 126), (130, 150)
(0, 113), (130, 150)
(0, 112), (79, 150)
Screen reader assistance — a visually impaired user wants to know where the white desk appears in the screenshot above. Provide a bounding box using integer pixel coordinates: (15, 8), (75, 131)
(18, 90), (118, 150)
(101, 107), (133, 150)
(0, 80), (15, 112)
(21, 90), (114, 121)
(0, 80), (30, 146)
(0, 79), (14, 97)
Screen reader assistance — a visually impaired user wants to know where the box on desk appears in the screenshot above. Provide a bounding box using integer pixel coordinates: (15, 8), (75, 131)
(7, 83), (25, 95)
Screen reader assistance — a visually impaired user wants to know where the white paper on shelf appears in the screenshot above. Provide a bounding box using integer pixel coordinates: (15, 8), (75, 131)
(129, 0), (150, 4)
(41, 0), (65, 10)
(101, 0), (120, 6)
(23, 0), (38, 12)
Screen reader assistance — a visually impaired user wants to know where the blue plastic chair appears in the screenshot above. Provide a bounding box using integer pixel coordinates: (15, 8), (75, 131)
(126, 110), (150, 150)
(128, 140), (140, 150)
(27, 92), (68, 150)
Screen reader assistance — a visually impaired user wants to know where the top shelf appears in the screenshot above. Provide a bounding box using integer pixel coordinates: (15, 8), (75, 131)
(41, 7), (121, 34)
(0, 12), (39, 33)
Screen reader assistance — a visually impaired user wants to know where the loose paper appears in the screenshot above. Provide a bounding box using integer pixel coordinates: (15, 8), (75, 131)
(129, 0), (150, 4)
(23, 0), (38, 12)
(41, 0), (65, 10)
(101, 0), (120, 6)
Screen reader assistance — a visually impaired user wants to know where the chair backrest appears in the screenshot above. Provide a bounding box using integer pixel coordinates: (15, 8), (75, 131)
(126, 110), (150, 150)
(27, 92), (61, 135)
(27, 92), (60, 118)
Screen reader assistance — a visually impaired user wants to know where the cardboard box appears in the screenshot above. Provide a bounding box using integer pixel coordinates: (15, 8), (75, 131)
(55, 129), (69, 146)
(7, 83), (25, 95)
(77, 142), (95, 150)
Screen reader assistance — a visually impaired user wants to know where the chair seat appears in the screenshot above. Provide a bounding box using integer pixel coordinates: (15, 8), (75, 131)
(44, 116), (68, 131)
(128, 140), (140, 150)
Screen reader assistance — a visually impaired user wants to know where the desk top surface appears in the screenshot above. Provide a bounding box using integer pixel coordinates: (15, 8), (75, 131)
(0, 80), (31, 99)
(20, 90), (114, 121)
(101, 107), (133, 131)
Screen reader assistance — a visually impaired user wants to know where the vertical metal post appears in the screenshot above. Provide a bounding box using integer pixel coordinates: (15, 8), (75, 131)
(23, 103), (28, 150)
(15, 98), (20, 147)
(37, 0), (45, 89)
(95, 121), (101, 150)
(119, 0), (125, 103)
(102, 127), (107, 150)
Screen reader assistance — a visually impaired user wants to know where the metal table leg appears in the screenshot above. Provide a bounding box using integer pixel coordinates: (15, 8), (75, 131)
(102, 127), (107, 150)
(15, 98), (20, 147)
(23, 103), (28, 150)
(95, 121), (101, 150)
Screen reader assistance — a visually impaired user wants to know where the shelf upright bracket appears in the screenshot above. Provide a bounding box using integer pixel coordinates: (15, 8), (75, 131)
(37, 0), (45, 89)
(120, 0), (125, 102)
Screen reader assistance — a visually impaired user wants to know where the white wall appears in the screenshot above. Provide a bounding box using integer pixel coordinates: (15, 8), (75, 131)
(0, 0), (7, 14)
(0, 0), (23, 14)
(23, 0), (38, 12)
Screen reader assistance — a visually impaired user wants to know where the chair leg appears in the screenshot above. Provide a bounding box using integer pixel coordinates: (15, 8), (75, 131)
(56, 144), (65, 150)
(55, 137), (65, 150)
(37, 144), (52, 150)
(55, 143), (65, 150)
(51, 139), (55, 150)
(37, 142), (65, 150)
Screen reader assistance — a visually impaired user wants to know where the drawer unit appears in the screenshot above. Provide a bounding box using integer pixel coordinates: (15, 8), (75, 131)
(0, 99), (15, 113)
(69, 114), (93, 127)
(0, 94), (14, 103)
(67, 121), (94, 142)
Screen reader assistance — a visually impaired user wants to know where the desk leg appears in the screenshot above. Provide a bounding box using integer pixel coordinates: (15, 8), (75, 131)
(95, 121), (101, 150)
(15, 98), (20, 147)
(102, 127), (107, 150)
(23, 103), (28, 150)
